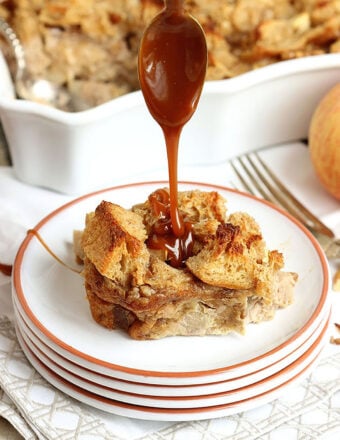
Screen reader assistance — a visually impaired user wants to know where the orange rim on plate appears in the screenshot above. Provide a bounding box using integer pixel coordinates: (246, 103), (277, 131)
(16, 311), (330, 407)
(16, 320), (327, 420)
(14, 297), (329, 396)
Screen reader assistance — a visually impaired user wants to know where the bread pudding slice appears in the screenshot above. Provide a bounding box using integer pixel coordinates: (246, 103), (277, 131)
(77, 189), (297, 340)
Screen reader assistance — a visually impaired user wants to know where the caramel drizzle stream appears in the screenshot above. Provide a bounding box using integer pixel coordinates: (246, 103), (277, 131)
(27, 229), (82, 274)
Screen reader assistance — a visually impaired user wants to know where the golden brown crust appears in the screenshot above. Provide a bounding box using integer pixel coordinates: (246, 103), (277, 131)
(81, 201), (149, 286)
(185, 212), (273, 295)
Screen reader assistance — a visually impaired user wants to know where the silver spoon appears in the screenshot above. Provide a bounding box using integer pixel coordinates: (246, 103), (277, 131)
(0, 18), (78, 111)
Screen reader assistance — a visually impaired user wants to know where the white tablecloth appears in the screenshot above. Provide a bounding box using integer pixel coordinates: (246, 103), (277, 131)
(0, 142), (339, 440)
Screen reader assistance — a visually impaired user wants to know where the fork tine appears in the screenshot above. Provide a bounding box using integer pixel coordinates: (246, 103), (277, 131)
(246, 154), (317, 227)
(232, 155), (311, 228)
(230, 156), (277, 204)
(253, 153), (334, 238)
(231, 153), (334, 239)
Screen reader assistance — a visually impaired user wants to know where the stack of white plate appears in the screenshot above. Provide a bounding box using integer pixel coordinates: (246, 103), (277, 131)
(12, 182), (331, 421)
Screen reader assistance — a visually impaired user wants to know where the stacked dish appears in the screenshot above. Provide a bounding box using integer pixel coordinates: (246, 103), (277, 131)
(12, 182), (331, 421)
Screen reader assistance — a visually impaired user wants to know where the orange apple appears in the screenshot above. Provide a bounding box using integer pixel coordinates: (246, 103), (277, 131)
(309, 83), (340, 200)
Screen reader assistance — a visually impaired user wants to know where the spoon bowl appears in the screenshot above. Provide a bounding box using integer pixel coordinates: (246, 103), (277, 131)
(138, 6), (207, 128)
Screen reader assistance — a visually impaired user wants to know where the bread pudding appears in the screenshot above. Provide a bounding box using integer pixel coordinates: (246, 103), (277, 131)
(0, 1), (339, 109)
(75, 189), (298, 340)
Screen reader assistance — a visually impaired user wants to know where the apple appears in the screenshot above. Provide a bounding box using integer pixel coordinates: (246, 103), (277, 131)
(309, 83), (340, 200)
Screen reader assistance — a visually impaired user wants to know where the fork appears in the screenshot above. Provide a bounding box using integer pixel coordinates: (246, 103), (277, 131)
(230, 152), (340, 260)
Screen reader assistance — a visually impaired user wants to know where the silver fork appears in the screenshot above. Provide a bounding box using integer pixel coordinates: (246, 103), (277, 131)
(230, 152), (340, 260)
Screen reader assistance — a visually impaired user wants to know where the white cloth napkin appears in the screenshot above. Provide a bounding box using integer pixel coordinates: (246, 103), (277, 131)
(0, 142), (339, 440)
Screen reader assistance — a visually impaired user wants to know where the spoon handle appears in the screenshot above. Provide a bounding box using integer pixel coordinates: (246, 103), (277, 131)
(0, 18), (26, 73)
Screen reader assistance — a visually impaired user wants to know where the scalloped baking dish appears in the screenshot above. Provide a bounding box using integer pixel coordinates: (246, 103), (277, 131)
(0, 53), (339, 194)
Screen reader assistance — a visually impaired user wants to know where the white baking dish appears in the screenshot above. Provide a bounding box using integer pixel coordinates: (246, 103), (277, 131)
(0, 53), (339, 195)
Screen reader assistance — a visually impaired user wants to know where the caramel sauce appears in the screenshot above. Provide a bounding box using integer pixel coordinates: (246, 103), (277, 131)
(147, 189), (194, 267)
(138, 0), (207, 267)
(0, 263), (12, 276)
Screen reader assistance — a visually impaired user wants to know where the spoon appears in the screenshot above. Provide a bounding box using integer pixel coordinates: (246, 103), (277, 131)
(138, 0), (207, 237)
(0, 18), (77, 111)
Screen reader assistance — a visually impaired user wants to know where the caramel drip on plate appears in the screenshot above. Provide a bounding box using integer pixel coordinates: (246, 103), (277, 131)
(0, 263), (12, 276)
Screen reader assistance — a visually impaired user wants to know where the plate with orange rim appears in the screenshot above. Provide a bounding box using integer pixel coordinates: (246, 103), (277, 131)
(14, 300), (330, 399)
(15, 316), (329, 421)
(12, 181), (331, 386)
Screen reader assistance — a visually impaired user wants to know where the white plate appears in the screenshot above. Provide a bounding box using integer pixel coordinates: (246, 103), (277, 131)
(16, 321), (328, 421)
(12, 182), (331, 385)
(14, 303), (330, 398)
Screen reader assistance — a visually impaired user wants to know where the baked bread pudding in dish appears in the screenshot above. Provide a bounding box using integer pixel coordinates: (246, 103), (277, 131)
(1, 0), (339, 109)
(75, 189), (298, 340)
